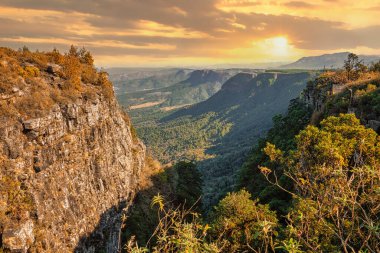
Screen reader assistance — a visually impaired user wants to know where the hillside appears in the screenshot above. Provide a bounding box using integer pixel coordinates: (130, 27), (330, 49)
(116, 69), (237, 111)
(137, 71), (314, 206)
(110, 68), (192, 93)
(0, 47), (146, 252)
(280, 52), (380, 69)
(125, 55), (380, 253)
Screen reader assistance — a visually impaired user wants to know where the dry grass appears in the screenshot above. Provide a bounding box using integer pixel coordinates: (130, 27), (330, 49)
(0, 46), (116, 119)
(130, 100), (165, 109)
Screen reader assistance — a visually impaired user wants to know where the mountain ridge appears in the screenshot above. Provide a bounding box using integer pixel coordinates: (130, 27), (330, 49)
(280, 52), (380, 69)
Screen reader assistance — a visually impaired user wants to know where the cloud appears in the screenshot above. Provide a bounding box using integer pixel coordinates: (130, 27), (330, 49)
(0, 0), (379, 66)
(284, 1), (315, 8)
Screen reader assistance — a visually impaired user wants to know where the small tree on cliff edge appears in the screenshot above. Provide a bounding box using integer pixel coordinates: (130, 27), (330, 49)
(344, 53), (366, 80)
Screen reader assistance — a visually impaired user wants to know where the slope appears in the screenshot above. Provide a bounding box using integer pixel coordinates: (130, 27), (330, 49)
(280, 52), (380, 70)
(138, 70), (314, 207)
(117, 69), (235, 110)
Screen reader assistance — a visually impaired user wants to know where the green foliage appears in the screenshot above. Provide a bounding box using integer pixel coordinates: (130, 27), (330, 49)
(324, 79), (380, 124)
(239, 99), (312, 214)
(277, 238), (304, 253)
(174, 161), (203, 210)
(133, 72), (312, 209)
(344, 53), (365, 80)
(127, 196), (219, 253)
(210, 190), (278, 252)
(263, 114), (380, 252)
(123, 161), (203, 247)
(137, 112), (228, 163)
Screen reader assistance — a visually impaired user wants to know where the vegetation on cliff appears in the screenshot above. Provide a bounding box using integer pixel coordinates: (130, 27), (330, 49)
(126, 54), (380, 252)
(0, 46), (114, 119)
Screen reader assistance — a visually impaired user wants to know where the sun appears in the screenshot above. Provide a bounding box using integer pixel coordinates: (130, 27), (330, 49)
(268, 36), (289, 56)
(272, 37), (288, 48)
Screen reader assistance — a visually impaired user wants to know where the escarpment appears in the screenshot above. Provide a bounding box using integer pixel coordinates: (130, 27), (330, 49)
(303, 70), (380, 132)
(0, 47), (146, 252)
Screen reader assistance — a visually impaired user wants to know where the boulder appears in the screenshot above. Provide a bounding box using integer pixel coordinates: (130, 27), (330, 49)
(47, 63), (62, 75)
(2, 220), (35, 253)
(368, 120), (380, 132)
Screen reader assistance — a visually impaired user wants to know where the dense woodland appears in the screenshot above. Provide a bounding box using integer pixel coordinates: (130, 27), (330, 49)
(125, 54), (380, 252)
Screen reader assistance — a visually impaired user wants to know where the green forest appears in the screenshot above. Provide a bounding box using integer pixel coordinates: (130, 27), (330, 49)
(124, 54), (380, 253)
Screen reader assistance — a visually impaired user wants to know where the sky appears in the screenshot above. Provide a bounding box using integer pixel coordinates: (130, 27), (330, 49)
(0, 0), (379, 67)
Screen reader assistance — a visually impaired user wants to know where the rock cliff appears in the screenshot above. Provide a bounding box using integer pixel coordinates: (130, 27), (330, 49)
(0, 48), (146, 252)
(303, 70), (380, 132)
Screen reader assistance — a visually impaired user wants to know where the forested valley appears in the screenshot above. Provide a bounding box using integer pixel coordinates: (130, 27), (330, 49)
(119, 54), (380, 252)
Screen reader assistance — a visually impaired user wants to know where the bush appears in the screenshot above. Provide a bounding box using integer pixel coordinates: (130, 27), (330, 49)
(23, 65), (40, 77)
(62, 55), (82, 90)
(126, 195), (219, 253)
(0, 176), (34, 222)
(262, 114), (380, 252)
(210, 190), (278, 252)
(97, 71), (114, 99)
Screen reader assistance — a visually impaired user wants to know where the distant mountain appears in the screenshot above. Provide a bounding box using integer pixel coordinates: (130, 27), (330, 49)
(166, 72), (309, 119)
(109, 68), (192, 93)
(186, 70), (228, 86)
(117, 69), (241, 110)
(139, 70), (315, 206)
(280, 52), (380, 70)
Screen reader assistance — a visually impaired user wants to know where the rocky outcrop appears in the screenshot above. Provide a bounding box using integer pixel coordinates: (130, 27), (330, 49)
(0, 63), (145, 251)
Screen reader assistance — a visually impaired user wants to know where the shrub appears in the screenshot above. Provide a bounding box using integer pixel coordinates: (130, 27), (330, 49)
(0, 176), (34, 222)
(262, 114), (380, 252)
(97, 71), (114, 99)
(23, 65), (40, 77)
(62, 55), (82, 90)
(210, 190), (278, 252)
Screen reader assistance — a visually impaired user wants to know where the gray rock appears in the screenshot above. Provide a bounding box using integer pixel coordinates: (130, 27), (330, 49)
(368, 120), (380, 132)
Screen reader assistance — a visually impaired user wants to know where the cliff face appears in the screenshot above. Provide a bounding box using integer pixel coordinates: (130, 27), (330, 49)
(0, 48), (146, 252)
(303, 71), (380, 132)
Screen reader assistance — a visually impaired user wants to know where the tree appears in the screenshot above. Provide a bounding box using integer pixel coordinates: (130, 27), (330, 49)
(174, 161), (202, 210)
(370, 60), (380, 72)
(79, 47), (94, 66)
(239, 99), (312, 215)
(262, 114), (380, 252)
(22, 45), (30, 52)
(210, 190), (278, 252)
(68, 45), (78, 57)
(344, 53), (363, 80)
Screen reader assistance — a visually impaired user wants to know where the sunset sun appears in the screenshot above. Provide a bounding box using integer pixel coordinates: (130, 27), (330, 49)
(269, 36), (289, 56)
